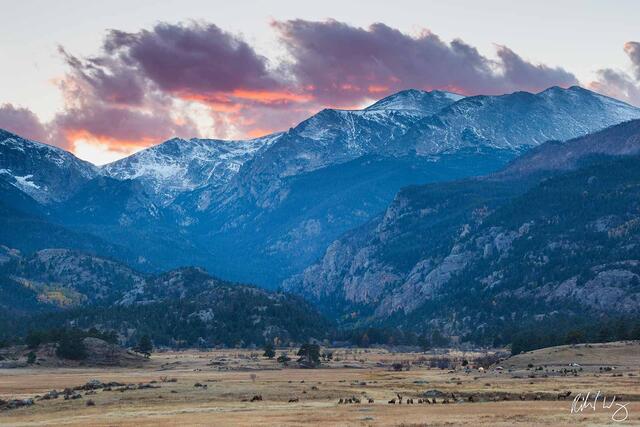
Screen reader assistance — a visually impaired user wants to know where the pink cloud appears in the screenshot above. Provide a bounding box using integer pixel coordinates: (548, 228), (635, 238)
(0, 104), (49, 143)
(274, 20), (577, 105)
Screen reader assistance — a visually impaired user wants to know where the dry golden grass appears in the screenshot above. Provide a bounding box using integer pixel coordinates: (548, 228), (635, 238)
(2, 343), (640, 426)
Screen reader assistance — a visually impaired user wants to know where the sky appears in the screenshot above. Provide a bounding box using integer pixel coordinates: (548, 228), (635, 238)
(1, 0), (639, 165)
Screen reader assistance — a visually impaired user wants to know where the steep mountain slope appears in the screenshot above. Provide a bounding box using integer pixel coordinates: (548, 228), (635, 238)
(284, 120), (640, 333)
(53, 176), (208, 271)
(0, 130), (142, 265)
(0, 247), (48, 315)
(191, 148), (516, 285)
(57, 176), (162, 227)
(101, 134), (281, 204)
(42, 89), (470, 283)
(222, 86), (640, 209)
(0, 174), (47, 218)
(494, 117), (640, 178)
(0, 129), (96, 204)
(214, 90), (466, 210)
(0, 248), (145, 307)
(0, 177), (138, 265)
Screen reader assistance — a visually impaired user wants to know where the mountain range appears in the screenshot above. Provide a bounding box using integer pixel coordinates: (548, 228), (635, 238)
(2, 85), (640, 346)
(4, 85), (629, 286)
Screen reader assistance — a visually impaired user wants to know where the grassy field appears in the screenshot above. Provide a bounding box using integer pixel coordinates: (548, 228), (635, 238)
(2, 342), (640, 426)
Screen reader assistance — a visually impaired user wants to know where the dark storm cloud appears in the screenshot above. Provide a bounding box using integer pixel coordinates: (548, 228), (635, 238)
(103, 22), (283, 95)
(495, 46), (577, 92)
(58, 46), (146, 106)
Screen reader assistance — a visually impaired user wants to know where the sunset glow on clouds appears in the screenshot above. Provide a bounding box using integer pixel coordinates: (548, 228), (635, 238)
(0, 19), (639, 165)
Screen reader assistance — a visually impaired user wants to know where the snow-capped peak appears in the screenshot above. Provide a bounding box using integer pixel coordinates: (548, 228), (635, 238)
(0, 129), (97, 203)
(101, 133), (282, 203)
(365, 89), (465, 114)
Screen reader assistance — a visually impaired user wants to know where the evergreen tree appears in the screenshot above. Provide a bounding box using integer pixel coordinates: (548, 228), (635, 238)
(263, 343), (276, 359)
(418, 332), (431, 352)
(277, 352), (291, 366)
(136, 335), (153, 357)
(25, 331), (43, 349)
(297, 343), (321, 368)
(565, 330), (585, 345)
(431, 330), (449, 347)
(56, 334), (87, 360)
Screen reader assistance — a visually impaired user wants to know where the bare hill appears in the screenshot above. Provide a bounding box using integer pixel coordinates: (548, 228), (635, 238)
(504, 340), (640, 370)
(0, 338), (147, 368)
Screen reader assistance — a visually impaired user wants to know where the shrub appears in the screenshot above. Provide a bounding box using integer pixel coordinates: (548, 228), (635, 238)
(321, 350), (333, 361)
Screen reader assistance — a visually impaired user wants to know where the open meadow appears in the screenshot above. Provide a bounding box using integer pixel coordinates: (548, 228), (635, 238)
(2, 342), (640, 426)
